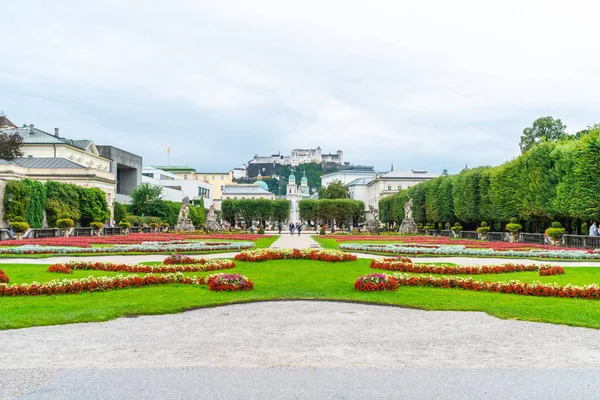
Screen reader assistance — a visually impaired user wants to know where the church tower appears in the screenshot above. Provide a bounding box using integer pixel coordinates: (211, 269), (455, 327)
(300, 171), (310, 196)
(287, 171), (297, 195)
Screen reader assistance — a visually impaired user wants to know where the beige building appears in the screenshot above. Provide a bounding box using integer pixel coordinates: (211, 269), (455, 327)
(152, 166), (233, 208)
(221, 184), (275, 200)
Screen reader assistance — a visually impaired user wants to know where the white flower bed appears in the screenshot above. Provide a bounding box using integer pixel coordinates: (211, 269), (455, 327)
(0, 241), (255, 255)
(339, 243), (600, 260)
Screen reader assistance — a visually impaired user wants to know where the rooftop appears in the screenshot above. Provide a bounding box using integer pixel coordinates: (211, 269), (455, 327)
(380, 170), (440, 179)
(0, 157), (86, 169)
(223, 185), (274, 195)
(347, 177), (373, 186)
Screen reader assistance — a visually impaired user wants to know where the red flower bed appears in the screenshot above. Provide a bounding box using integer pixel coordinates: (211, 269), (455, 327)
(163, 254), (207, 265)
(539, 266), (565, 276)
(0, 273), (203, 297)
(234, 249), (357, 262)
(48, 264), (73, 274)
(47, 260), (236, 274)
(321, 235), (586, 252)
(206, 273), (254, 292)
(0, 233), (265, 248)
(0, 269), (8, 283)
(354, 273), (398, 292)
(370, 258), (550, 275)
(392, 273), (599, 300)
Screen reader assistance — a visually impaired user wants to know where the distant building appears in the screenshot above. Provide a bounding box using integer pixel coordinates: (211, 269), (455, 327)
(248, 147), (343, 169)
(222, 184), (275, 200)
(97, 146), (142, 204)
(151, 166), (233, 209)
(142, 167), (212, 207)
(320, 165), (376, 187)
(232, 167), (247, 180)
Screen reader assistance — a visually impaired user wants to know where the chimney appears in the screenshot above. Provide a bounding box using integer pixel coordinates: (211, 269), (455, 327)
(29, 124), (34, 134)
(54, 128), (59, 137)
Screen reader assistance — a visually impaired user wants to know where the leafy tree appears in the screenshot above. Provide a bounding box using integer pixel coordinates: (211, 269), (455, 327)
(317, 179), (349, 199)
(0, 131), (24, 159)
(130, 183), (163, 216)
(254, 199), (272, 227)
(78, 187), (110, 226)
(299, 199), (318, 223)
(271, 199), (291, 224)
(113, 201), (129, 224)
(221, 199), (237, 228)
(520, 116), (567, 153)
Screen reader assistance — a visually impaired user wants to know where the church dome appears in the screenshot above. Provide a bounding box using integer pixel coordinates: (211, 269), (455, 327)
(301, 171), (308, 185)
(255, 180), (269, 190)
(288, 173), (296, 183)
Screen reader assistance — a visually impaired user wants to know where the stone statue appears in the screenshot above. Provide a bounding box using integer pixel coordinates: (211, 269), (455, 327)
(404, 197), (413, 220)
(205, 204), (221, 231)
(174, 196), (194, 231)
(399, 197), (417, 234)
(366, 205), (381, 234)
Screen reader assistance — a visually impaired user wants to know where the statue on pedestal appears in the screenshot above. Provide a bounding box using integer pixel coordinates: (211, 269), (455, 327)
(399, 197), (418, 234)
(174, 196), (195, 231)
(205, 204), (221, 231)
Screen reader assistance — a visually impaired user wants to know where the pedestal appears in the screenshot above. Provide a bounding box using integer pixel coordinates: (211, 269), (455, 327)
(399, 218), (418, 234)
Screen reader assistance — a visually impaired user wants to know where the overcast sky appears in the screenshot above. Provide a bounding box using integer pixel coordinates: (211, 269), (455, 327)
(1, 0), (599, 174)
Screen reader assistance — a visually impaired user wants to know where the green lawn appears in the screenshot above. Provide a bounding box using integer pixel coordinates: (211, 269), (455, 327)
(1, 258), (600, 330)
(0, 236), (279, 259)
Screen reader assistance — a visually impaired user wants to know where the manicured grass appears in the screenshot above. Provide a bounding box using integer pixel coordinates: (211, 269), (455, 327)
(1, 259), (600, 330)
(0, 236), (279, 259)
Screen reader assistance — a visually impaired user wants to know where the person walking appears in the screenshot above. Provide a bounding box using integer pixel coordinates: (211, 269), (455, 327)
(278, 222), (282, 235)
(297, 222), (302, 236)
(289, 222), (295, 236)
(590, 222), (598, 237)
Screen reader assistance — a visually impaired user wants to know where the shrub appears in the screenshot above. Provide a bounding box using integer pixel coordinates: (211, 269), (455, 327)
(480, 221), (488, 227)
(258, 227), (265, 234)
(505, 223), (522, 232)
(118, 221), (131, 229)
(509, 217), (518, 224)
(477, 226), (490, 234)
(319, 227), (326, 235)
(90, 221), (104, 231)
(545, 227), (566, 240)
(160, 222), (169, 227)
(424, 224), (434, 230)
(12, 216), (26, 223)
(451, 223), (463, 233)
(149, 223), (159, 229)
(124, 215), (140, 226)
(56, 218), (74, 229)
(416, 223), (423, 229)
(11, 221), (29, 233)
(551, 221), (562, 228)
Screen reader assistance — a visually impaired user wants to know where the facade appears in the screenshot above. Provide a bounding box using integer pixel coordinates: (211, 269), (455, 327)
(97, 146), (142, 204)
(367, 170), (440, 218)
(0, 121), (129, 222)
(152, 166), (233, 205)
(321, 165), (376, 187)
(142, 167), (212, 207)
(222, 184), (275, 200)
(232, 167), (247, 180)
(249, 147), (343, 168)
(286, 171), (311, 222)
(0, 158), (116, 226)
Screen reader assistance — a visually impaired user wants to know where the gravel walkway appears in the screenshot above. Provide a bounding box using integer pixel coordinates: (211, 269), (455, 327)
(2, 301), (600, 399)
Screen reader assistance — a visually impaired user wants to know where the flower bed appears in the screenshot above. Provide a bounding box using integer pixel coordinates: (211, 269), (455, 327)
(354, 273), (398, 292)
(0, 269), (8, 283)
(0, 233), (267, 248)
(324, 235), (583, 252)
(48, 259), (236, 274)
(0, 272), (207, 297)
(163, 254), (207, 265)
(369, 257), (561, 275)
(48, 264), (73, 274)
(390, 273), (600, 301)
(234, 248), (357, 262)
(0, 241), (255, 255)
(206, 273), (254, 292)
(340, 243), (600, 260)
(539, 266), (565, 276)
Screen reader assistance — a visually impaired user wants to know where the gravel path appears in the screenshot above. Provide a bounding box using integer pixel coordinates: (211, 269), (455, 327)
(2, 301), (600, 399)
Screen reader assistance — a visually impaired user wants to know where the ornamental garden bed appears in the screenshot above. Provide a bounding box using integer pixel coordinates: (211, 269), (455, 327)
(1, 257), (600, 330)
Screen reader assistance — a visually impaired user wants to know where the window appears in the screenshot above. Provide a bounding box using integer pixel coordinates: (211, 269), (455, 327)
(184, 174), (187, 180)
(204, 175), (207, 180)
(212, 176), (215, 180)
(221, 175), (224, 180)
(195, 175), (198, 180)
(387, 185), (391, 191)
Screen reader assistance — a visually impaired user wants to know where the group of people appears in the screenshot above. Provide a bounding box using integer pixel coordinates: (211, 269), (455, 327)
(288, 222), (303, 236)
(590, 222), (600, 236)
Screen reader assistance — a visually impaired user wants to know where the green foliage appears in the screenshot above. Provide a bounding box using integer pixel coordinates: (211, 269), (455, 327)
(11, 221), (29, 233)
(299, 199), (318, 222)
(451, 222), (463, 233)
(551, 221), (562, 228)
(314, 199), (364, 226)
(319, 226), (326, 235)
(3, 180), (27, 220)
(130, 183), (163, 216)
(113, 202), (128, 224)
(118, 221), (131, 229)
(545, 227), (565, 240)
(258, 227), (265, 234)
(78, 187), (110, 227)
(12, 216), (25, 222)
(509, 217), (518, 224)
(280, 162), (322, 192)
(45, 182), (81, 227)
(56, 218), (74, 229)
(520, 116), (567, 153)
(317, 179), (349, 199)
(505, 223), (522, 232)
(221, 199), (237, 227)
(22, 179), (46, 228)
(480, 221), (488, 227)
(0, 131), (24, 159)
(90, 221), (104, 230)
(271, 199), (290, 223)
(477, 226), (490, 234)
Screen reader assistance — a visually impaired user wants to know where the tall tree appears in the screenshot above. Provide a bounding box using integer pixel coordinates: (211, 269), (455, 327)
(317, 179), (349, 199)
(0, 131), (24, 159)
(130, 183), (163, 216)
(519, 116), (567, 153)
